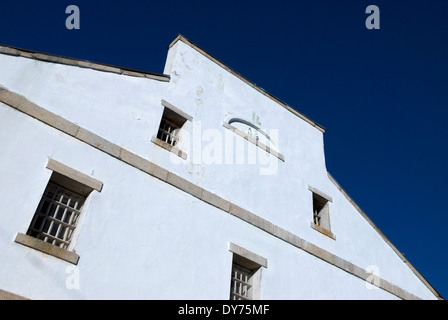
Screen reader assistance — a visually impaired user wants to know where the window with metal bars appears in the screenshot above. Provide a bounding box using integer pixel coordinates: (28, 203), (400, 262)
(312, 192), (331, 230)
(313, 207), (321, 226)
(26, 179), (87, 250)
(157, 117), (181, 147)
(230, 264), (254, 300)
(156, 107), (187, 148)
(228, 243), (265, 300)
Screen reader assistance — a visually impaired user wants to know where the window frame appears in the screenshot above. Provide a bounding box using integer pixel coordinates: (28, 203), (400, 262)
(308, 186), (335, 240)
(26, 180), (86, 250)
(228, 242), (267, 300)
(14, 159), (103, 264)
(151, 100), (192, 160)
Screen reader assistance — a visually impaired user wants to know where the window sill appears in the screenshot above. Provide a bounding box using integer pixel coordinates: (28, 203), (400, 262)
(310, 222), (336, 240)
(151, 136), (187, 160)
(14, 232), (80, 264)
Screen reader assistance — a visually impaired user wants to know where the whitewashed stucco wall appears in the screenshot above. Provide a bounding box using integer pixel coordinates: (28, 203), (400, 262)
(161, 40), (437, 299)
(0, 37), (439, 299)
(0, 103), (399, 299)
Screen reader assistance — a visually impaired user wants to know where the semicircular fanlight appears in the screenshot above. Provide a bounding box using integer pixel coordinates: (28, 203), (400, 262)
(225, 116), (279, 152)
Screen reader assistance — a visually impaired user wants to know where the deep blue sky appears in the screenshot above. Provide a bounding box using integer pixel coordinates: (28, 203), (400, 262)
(1, 1), (447, 299)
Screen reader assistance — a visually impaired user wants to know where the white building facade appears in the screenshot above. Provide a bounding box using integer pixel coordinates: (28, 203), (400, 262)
(0, 35), (441, 300)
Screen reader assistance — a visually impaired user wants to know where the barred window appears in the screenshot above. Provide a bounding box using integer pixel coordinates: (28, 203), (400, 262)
(309, 186), (335, 240)
(228, 243), (266, 300)
(312, 191), (331, 230)
(152, 100), (192, 160)
(157, 116), (182, 147)
(230, 264), (254, 300)
(27, 181), (85, 250)
(14, 159), (102, 264)
(156, 107), (188, 148)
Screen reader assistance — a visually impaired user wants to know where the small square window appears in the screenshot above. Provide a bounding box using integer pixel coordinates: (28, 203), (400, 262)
(26, 172), (91, 250)
(15, 159), (102, 264)
(152, 100), (192, 160)
(228, 243), (266, 300)
(313, 192), (330, 229)
(309, 186), (335, 240)
(156, 107), (187, 148)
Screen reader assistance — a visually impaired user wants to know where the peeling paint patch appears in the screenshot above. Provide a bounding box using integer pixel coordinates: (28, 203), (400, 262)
(252, 112), (261, 126)
(187, 163), (205, 185)
(195, 85), (203, 105)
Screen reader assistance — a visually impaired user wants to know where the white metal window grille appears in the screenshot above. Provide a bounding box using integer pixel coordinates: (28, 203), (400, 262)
(27, 182), (85, 249)
(157, 117), (180, 147)
(313, 209), (321, 226)
(230, 264), (253, 300)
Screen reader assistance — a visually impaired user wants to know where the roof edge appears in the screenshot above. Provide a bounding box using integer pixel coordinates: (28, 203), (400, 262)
(0, 44), (170, 82)
(169, 34), (326, 133)
(327, 172), (444, 300)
